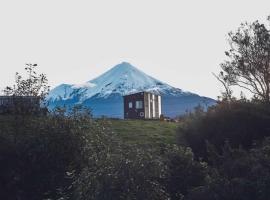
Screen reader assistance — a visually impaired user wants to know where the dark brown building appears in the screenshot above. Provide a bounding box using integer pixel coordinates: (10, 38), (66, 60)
(0, 96), (41, 114)
(123, 92), (162, 119)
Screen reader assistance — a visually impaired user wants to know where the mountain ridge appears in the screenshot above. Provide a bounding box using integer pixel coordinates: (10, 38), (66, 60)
(48, 62), (216, 118)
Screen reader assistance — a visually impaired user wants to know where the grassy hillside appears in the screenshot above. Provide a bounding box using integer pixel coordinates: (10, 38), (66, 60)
(108, 119), (179, 146)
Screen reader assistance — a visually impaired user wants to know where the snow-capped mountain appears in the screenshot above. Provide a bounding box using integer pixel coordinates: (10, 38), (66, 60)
(48, 62), (216, 118)
(48, 62), (189, 101)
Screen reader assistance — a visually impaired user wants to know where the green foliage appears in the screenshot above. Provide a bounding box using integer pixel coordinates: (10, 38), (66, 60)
(3, 100), (270, 199)
(74, 145), (168, 200)
(187, 139), (270, 200)
(72, 118), (206, 200)
(178, 100), (270, 159)
(185, 16), (270, 199)
(0, 109), (93, 199)
(163, 146), (207, 200)
(73, 142), (207, 200)
(0, 108), (207, 200)
(217, 17), (270, 102)
(177, 99), (270, 199)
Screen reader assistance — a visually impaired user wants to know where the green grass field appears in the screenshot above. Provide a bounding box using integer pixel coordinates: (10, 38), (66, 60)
(108, 119), (179, 146)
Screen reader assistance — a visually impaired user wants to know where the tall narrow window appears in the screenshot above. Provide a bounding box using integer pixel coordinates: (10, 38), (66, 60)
(129, 102), (133, 108)
(136, 101), (143, 109)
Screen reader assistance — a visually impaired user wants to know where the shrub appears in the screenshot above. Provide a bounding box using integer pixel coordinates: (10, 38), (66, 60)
(178, 101), (270, 159)
(0, 108), (93, 199)
(163, 146), (207, 200)
(187, 138), (270, 200)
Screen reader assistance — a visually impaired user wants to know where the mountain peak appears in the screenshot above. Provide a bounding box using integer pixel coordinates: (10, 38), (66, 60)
(117, 61), (133, 67)
(109, 62), (137, 72)
(87, 62), (161, 94)
(48, 62), (188, 101)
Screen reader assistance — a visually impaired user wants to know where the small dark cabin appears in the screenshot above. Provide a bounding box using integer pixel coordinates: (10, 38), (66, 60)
(0, 96), (41, 114)
(123, 92), (162, 119)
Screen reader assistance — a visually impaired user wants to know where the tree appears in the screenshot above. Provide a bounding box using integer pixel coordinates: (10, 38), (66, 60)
(3, 63), (50, 101)
(217, 17), (270, 103)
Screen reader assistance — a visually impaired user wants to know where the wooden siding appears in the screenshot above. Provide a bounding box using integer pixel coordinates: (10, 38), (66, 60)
(124, 92), (145, 119)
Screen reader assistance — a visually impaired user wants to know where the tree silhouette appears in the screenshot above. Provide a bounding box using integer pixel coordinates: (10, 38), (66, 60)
(217, 17), (270, 103)
(4, 63), (50, 101)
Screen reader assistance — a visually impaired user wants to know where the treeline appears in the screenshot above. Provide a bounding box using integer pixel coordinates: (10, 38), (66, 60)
(1, 100), (270, 200)
(178, 100), (270, 200)
(0, 106), (205, 200)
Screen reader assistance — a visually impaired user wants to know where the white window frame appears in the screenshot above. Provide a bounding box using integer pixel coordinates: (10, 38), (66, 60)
(136, 101), (143, 109)
(128, 102), (133, 108)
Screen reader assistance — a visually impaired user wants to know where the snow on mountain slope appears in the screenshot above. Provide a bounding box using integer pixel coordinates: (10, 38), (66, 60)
(47, 84), (73, 100)
(47, 62), (216, 117)
(48, 62), (191, 102)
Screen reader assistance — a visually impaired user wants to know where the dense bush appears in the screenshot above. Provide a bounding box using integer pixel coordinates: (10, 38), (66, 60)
(176, 100), (270, 199)
(74, 145), (168, 200)
(73, 138), (207, 200)
(0, 108), (208, 200)
(163, 146), (207, 200)
(178, 101), (270, 159)
(2, 100), (270, 199)
(187, 139), (270, 200)
(0, 107), (94, 199)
